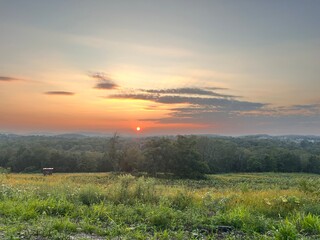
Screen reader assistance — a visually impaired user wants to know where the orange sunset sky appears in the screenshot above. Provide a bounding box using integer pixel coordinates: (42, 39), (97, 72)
(1, 1), (320, 136)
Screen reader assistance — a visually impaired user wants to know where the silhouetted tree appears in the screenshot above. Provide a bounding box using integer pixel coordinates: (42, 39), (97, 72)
(171, 136), (209, 178)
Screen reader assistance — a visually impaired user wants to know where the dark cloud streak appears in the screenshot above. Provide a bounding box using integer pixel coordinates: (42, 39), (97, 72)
(291, 104), (320, 110)
(109, 93), (266, 111)
(90, 72), (118, 90)
(107, 84), (268, 127)
(95, 81), (118, 89)
(0, 76), (19, 81)
(44, 91), (75, 96)
(141, 87), (236, 98)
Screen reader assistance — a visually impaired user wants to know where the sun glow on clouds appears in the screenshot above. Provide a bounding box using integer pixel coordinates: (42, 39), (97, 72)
(2, 64), (320, 135)
(1, 1), (320, 135)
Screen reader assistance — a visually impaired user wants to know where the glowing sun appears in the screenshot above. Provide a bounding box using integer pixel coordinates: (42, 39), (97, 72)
(136, 126), (141, 131)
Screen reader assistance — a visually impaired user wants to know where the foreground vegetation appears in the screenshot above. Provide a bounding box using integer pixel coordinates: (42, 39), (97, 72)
(1, 172), (320, 239)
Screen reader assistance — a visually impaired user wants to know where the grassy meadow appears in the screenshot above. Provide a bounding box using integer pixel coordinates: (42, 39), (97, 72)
(0, 173), (320, 239)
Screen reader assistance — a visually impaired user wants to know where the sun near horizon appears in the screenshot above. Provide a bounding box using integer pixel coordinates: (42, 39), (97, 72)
(1, 1), (320, 136)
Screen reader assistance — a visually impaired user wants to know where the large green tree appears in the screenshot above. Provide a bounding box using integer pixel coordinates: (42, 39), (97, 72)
(171, 136), (209, 178)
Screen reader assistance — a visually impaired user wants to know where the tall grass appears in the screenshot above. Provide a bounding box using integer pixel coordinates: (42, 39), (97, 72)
(0, 173), (319, 239)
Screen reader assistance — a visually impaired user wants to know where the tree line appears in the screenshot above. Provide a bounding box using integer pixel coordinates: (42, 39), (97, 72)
(0, 134), (320, 178)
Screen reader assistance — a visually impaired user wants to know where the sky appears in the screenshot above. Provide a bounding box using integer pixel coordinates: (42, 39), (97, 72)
(1, 0), (320, 136)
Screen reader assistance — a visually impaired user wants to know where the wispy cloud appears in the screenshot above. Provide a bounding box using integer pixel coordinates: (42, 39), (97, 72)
(109, 93), (265, 111)
(108, 85), (267, 126)
(0, 76), (19, 82)
(44, 91), (75, 96)
(290, 104), (320, 111)
(107, 83), (320, 134)
(90, 72), (118, 90)
(140, 87), (236, 98)
(140, 102), (320, 135)
(226, 103), (320, 118)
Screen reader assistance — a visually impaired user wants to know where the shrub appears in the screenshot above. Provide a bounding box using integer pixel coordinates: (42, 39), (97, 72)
(294, 213), (320, 235)
(214, 206), (251, 229)
(33, 198), (74, 216)
(148, 206), (175, 229)
(298, 179), (320, 195)
(52, 218), (77, 233)
(132, 177), (157, 203)
(78, 185), (104, 206)
(107, 174), (135, 204)
(170, 191), (194, 210)
(275, 220), (298, 240)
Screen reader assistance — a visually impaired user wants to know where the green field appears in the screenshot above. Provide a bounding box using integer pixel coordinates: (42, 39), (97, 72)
(1, 173), (320, 239)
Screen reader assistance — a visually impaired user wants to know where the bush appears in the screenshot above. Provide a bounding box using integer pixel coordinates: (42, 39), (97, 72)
(78, 185), (105, 206)
(132, 177), (157, 203)
(170, 191), (194, 210)
(33, 198), (74, 216)
(0, 167), (10, 174)
(148, 206), (175, 229)
(275, 220), (298, 240)
(294, 213), (320, 235)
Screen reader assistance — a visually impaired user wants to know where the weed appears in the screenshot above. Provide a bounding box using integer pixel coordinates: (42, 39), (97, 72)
(294, 213), (320, 235)
(148, 206), (175, 229)
(0, 172), (319, 239)
(78, 184), (105, 206)
(170, 190), (194, 210)
(275, 219), (298, 240)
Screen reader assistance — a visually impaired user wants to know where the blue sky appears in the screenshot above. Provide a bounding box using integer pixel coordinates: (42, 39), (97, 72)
(1, 1), (320, 135)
